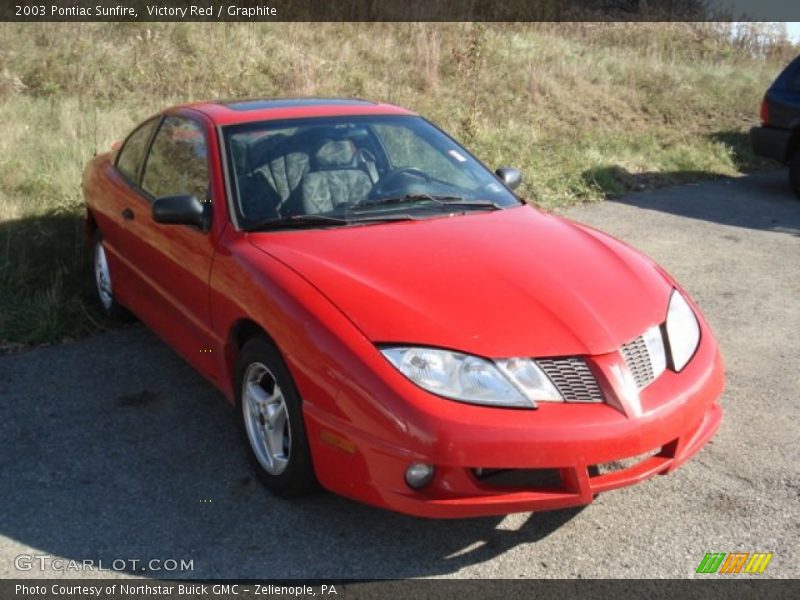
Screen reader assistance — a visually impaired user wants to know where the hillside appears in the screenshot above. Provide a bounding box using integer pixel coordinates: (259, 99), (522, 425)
(0, 22), (795, 346)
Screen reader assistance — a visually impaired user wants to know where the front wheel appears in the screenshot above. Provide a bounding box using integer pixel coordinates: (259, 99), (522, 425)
(789, 152), (800, 200)
(236, 336), (316, 497)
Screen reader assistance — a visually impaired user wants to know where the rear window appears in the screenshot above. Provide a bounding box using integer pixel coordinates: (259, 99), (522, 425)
(773, 55), (800, 92)
(788, 72), (800, 92)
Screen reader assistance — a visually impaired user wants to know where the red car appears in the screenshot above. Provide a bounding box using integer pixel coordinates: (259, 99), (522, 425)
(82, 98), (724, 518)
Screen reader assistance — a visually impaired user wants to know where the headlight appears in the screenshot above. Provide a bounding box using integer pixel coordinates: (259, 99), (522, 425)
(380, 347), (563, 408)
(665, 290), (700, 371)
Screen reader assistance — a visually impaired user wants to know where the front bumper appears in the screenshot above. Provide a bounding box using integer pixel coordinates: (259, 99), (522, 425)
(304, 323), (725, 519)
(360, 400), (721, 518)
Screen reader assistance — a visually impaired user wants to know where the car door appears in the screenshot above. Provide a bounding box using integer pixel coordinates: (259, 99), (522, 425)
(91, 116), (160, 305)
(120, 114), (218, 379)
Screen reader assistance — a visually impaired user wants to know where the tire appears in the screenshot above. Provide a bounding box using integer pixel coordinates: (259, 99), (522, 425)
(790, 152), (800, 200)
(92, 230), (128, 319)
(236, 336), (316, 497)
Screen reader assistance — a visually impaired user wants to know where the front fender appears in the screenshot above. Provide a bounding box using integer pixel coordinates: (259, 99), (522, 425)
(208, 230), (435, 479)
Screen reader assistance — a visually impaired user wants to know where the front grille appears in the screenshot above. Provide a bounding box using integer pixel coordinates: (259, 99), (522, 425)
(537, 357), (603, 403)
(621, 335), (655, 389)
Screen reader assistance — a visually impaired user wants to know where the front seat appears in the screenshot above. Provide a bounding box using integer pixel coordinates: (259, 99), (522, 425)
(256, 150), (310, 207)
(300, 140), (373, 214)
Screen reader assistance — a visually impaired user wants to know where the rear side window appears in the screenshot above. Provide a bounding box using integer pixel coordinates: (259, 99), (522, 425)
(142, 116), (209, 201)
(115, 118), (159, 183)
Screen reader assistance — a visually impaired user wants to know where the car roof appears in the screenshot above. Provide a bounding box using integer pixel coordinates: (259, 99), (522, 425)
(176, 97), (416, 126)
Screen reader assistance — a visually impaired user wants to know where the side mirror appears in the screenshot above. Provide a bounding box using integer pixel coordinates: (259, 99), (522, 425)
(152, 195), (209, 231)
(495, 167), (522, 191)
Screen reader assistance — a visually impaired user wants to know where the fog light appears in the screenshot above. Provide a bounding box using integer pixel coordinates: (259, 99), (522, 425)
(405, 462), (435, 489)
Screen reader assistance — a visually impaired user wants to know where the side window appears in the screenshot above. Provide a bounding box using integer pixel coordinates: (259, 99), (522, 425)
(115, 118), (158, 183)
(142, 117), (209, 201)
(373, 124), (474, 188)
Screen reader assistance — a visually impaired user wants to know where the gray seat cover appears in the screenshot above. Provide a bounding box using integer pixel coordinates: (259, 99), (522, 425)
(300, 140), (372, 214)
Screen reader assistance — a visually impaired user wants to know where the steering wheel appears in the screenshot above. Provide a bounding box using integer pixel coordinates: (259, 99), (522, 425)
(373, 167), (432, 195)
(356, 147), (377, 167)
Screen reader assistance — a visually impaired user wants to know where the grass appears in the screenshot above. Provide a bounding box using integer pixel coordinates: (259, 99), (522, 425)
(0, 22), (794, 348)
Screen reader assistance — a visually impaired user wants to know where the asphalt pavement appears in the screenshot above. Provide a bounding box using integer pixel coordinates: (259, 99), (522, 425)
(0, 172), (798, 579)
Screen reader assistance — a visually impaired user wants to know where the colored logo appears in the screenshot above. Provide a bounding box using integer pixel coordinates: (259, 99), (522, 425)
(696, 552), (773, 574)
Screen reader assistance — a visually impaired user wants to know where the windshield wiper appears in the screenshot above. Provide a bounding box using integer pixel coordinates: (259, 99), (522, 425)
(243, 214), (349, 231)
(243, 194), (502, 231)
(244, 212), (418, 232)
(354, 193), (502, 211)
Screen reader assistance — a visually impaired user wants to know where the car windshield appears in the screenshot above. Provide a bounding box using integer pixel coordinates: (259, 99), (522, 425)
(222, 115), (521, 230)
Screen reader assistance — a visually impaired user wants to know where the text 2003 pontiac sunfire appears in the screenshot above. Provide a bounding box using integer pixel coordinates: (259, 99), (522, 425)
(83, 98), (724, 518)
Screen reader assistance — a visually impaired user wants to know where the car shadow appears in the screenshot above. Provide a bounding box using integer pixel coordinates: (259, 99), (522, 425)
(580, 166), (799, 237)
(580, 164), (717, 197)
(580, 130), (776, 200)
(705, 130), (774, 174)
(0, 327), (584, 579)
(0, 210), (116, 351)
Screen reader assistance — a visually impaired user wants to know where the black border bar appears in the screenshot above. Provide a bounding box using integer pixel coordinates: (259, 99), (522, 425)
(4, 579), (800, 600)
(3, 0), (800, 22)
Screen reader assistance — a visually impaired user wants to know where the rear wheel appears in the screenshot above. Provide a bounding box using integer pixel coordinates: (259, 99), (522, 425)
(236, 336), (316, 497)
(92, 230), (128, 319)
(789, 152), (800, 199)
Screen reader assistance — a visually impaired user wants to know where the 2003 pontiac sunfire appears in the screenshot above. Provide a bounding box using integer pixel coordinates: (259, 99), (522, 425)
(82, 98), (724, 518)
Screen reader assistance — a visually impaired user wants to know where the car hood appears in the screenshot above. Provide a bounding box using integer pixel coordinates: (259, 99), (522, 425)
(248, 206), (672, 358)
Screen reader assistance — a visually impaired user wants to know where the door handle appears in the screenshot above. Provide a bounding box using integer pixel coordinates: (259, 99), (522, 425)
(121, 208), (135, 221)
